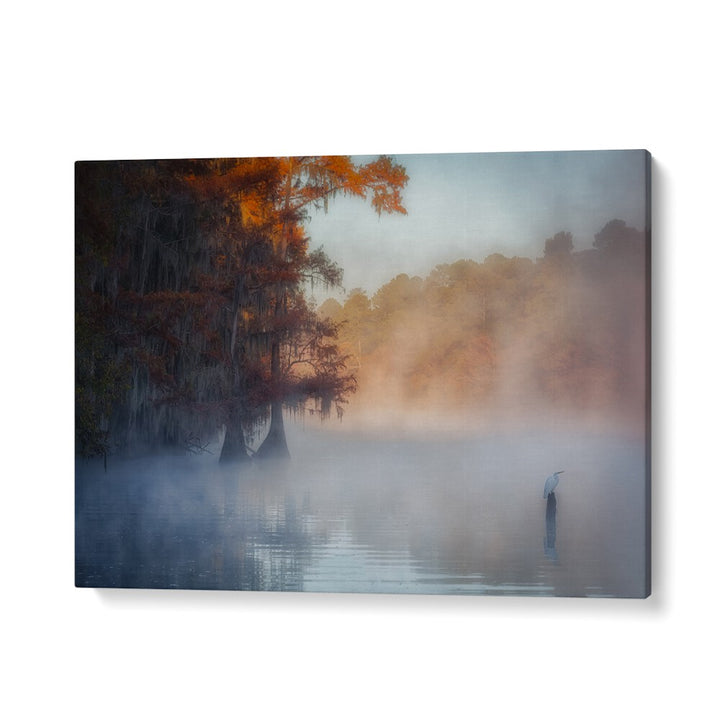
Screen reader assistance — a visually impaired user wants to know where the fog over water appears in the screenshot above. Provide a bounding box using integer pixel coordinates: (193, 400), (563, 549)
(76, 418), (648, 597)
(74, 151), (649, 598)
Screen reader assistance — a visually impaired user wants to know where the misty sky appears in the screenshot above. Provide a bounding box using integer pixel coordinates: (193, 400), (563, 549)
(305, 150), (648, 298)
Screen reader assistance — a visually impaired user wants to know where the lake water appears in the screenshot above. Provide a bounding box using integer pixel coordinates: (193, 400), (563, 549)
(75, 422), (649, 597)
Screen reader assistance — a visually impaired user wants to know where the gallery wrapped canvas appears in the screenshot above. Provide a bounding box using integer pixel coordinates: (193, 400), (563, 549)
(75, 150), (650, 597)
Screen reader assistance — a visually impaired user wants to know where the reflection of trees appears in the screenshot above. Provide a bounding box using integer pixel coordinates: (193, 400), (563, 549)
(75, 460), (316, 591)
(76, 434), (645, 597)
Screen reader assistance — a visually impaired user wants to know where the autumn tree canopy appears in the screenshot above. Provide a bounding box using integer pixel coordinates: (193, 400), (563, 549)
(75, 156), (408, 461)
(321, 221), (647, 431)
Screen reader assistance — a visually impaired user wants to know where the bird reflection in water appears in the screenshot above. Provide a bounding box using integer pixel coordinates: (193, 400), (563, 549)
(544, 492), (558, 562)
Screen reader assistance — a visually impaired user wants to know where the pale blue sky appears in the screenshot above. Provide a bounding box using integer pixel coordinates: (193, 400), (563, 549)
(305, 150), (648, 298)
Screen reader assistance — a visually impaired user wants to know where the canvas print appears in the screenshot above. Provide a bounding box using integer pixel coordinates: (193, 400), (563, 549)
(75, 150), (651, 597)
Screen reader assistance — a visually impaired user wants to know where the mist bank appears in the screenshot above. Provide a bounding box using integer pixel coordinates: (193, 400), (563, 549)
(319, 220), (648, 437)
(76, 422), (648, 596)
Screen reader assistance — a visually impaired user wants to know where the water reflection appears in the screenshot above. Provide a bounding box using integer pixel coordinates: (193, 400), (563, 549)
(543, 493), (558, 562)
(75, 459), (316, 591)
(75, 430), (648, 597)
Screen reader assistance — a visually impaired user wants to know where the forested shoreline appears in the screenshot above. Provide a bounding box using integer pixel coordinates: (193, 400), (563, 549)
(319, 220), (648, 433)
(75, 157), (407, 461)
(76, 157), (647, 463)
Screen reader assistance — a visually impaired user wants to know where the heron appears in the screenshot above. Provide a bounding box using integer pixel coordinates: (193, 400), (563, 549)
(543, 471), (565, 498)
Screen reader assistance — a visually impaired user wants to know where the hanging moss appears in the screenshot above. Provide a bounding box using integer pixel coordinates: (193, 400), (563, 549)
(77, 156), (404, 461)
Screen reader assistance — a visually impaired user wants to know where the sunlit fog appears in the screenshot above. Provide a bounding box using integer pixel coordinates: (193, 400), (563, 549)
(75, 151), (650, 597)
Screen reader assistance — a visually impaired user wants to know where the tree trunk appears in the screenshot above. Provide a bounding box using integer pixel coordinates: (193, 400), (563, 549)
(255, 398), (290, 460)
(219, 416), (251, 464)
(255, 340), (290, 460)
(254, 162), (295, 462)
(219, 274), (253, 465)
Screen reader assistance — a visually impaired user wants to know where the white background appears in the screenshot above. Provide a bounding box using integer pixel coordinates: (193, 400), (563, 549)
(2, 2), (717, 718)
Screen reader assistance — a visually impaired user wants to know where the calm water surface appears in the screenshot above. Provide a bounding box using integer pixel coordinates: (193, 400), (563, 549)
(75, 425), (649, 597)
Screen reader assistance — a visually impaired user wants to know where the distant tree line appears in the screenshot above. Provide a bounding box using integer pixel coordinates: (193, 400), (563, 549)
(75, 157), (408, 461)
(319, 220), (648, 427)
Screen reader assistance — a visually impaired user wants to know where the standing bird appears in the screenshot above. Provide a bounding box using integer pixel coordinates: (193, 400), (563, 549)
(543, 471), (565, 498)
